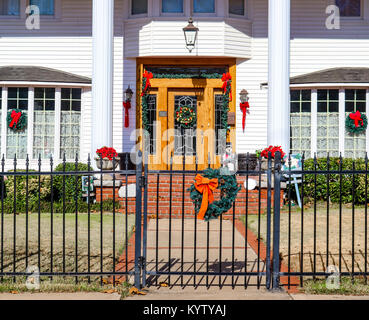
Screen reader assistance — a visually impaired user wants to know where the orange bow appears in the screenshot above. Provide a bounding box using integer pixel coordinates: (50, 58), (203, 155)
(9, 110), (22, 129)
(349, 111), (364, 128)
(194, 174), (219, 220)
(142, 70), (153, 95)
(221, 72), (232, 102)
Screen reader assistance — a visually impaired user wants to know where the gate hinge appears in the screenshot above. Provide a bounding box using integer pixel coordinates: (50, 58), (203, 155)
(139, 176), (147, 188)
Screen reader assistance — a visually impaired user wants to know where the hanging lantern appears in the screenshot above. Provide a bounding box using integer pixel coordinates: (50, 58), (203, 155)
(183, 17), (199, 53)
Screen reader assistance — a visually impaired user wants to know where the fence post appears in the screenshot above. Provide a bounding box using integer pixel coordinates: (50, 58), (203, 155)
(272, 151), (282, 291)
(134, 150), (143, 289)
(266, 152), (272, 290)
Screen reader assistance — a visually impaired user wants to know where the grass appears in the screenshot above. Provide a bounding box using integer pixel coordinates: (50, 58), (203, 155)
(0, 277), (132, 298)
(303, 276), (369, 295)
(241, 201), (369, 276)
(0, 212), (135, 286)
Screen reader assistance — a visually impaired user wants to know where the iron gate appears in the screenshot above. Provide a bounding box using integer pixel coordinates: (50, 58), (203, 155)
(133, 151), (283, 291)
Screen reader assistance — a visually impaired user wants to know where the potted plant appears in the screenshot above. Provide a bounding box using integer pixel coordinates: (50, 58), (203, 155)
(257, 146), (286, 170)
(95, 147), (120, 170)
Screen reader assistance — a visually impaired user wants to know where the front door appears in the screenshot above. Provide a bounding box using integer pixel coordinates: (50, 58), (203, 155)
(168, 89), (212, 171)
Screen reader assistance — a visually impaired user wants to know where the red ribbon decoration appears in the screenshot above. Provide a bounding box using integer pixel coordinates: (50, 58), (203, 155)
(123, 101), (131, 128)
(9, 110), (22, 129)
(349, 111), (364, 128)
(141, 70), (153, 96)
(240, 101), (250, 132)
(222, 72), (232, 102)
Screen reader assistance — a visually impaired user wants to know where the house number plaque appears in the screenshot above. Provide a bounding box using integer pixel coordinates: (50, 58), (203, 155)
(159, 111), (168, 117)
(227, 112), (236, 126)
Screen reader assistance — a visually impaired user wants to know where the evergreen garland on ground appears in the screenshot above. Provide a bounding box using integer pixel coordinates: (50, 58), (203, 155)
(345, 112), (368, 134)
(188, 168), (241, 222)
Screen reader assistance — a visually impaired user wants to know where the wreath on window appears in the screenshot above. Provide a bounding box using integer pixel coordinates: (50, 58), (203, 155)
(345, 111), (368, 134)
(188, 168), (241, 222)
(7, 109), (27, 132)
(175, 105), (196, 129)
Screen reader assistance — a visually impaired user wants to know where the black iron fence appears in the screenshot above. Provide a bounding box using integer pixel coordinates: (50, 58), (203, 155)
(0, 151), (368, 292)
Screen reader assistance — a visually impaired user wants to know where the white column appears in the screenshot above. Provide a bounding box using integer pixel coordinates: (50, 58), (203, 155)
(338, 88), (345, 155)
(267, 0), (291, 153)
(92, 0), (114, 158)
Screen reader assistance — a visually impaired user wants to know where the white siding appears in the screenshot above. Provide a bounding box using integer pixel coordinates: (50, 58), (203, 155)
(0, 0), (125, 167)
(235, 0), (369, 154)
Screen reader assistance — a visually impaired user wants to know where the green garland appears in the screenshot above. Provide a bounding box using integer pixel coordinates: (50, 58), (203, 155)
(188, 168), (241, 222)
(152, 73), (223, 79)
(7, 109), (27, 132)
(221, 81), (231, 131)
(141, 76), (150, 132)
(345, 112), (368, 134)
(176, 105), (196, 129)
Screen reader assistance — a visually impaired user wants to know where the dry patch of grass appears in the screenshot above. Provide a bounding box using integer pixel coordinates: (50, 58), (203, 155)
(0, 212), (135, 284)
(244, 202), (369, 275)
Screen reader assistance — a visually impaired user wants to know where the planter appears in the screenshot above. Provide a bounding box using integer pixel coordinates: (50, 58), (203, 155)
(95, 157), (120, 170)
(260, 158), (274, 171)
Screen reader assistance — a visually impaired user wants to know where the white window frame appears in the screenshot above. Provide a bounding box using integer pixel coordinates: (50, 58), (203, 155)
(292, 85), (369, 158)
(0, 85), (83, 162)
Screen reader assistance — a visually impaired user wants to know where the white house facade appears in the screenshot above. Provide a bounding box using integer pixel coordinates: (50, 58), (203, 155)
(0, 0), (368, 169)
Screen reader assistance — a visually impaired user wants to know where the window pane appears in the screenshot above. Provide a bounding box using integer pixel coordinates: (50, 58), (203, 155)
(317, 90), (340, 157)
(60, 88), (81, 159)
(162, 0), (183, 12)
(290, 90), (311, 157)
(7, 88), (28, 159)
(132, 0), (147, 15)
(336, 0), (361, 17)
(30, 0), (54, 15)
(194, 0), (215, 13)
(229, 0), (244, 15)
(345, 89), (367, 158)
(0, 0), (20, 15)
(33, 88), (55, 159)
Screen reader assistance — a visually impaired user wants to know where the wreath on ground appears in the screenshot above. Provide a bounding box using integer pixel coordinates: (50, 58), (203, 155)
(345, 111), (368, 134)
(7, 109), (27, 132)
(176, 105), (196, 129)
(188, 168), (241, 222)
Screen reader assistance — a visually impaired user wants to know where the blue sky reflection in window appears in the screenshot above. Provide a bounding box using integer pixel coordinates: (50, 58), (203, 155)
(0, 0), (20, 15)
(162, 0), (183, 13)
(194, 0), (215, 13)
(30, 0), (54, 15)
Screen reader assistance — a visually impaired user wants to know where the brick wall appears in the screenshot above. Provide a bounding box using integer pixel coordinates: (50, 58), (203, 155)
(95, 174), (284, 218)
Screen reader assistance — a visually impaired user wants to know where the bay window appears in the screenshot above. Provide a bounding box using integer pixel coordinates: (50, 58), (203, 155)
(229, 0), (244, 16)
(132, 0), (147, 15)
(290, 88), (368, 159)
(0, 86), (81, 161)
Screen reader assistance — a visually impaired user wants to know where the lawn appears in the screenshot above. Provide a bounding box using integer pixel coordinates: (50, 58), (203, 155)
(0, 212), (135, 284)
(243, 202), (369, 277)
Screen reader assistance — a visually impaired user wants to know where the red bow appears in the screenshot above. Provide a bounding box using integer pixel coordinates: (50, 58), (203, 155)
(240, 101), (250, 132)
(349, 111), (364, 128)
(141, 70), (153, 96)
(222, 72), (232, 101)
(123, 101), (131, 128)
(9, 110), (22, 129)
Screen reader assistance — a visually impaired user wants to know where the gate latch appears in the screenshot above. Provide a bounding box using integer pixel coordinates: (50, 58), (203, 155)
(139, 176), (147, 188)
(138, 256), (146, 269)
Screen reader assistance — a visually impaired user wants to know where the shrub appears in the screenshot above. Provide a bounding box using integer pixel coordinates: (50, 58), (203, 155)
(53, 162), (90, 203)
(4, 171), (52, 212)
(298, 157), (368, 205)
